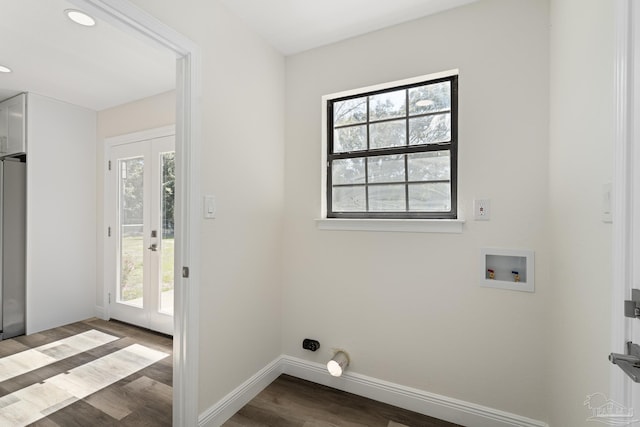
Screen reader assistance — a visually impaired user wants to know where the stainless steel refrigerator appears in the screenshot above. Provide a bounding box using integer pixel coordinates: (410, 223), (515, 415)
(1, 158), (25, 339)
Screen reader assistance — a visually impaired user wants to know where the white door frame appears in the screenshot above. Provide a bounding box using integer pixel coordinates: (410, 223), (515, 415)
(612, 0), (633, 409)
(71, 1), (201, 425)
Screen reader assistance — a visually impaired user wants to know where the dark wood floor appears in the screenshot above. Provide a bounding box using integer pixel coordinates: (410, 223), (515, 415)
(0, 318), (173, 426)
(2, 320), (460, 427)
(224, 374), (461, 427)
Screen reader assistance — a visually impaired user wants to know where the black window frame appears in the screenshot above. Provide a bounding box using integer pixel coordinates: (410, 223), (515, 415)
(326, 74), (458, 219)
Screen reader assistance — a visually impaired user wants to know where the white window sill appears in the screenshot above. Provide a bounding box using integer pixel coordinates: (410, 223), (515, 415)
(315, 218), (465, 233)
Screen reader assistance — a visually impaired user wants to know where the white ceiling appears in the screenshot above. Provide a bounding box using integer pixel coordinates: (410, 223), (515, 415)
(0, 0), (477, 111)
(220, 0), (478, 56)
(0, 0), (176, 111)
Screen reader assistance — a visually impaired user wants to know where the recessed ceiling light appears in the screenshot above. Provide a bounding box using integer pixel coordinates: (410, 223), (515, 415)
(65, 9), (96, 27)
(0, 65), (11, 73)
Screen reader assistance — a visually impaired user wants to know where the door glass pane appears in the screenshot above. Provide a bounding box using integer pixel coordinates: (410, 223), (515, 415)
(118, 157), (144, 307)
(160, 151), (175, 315)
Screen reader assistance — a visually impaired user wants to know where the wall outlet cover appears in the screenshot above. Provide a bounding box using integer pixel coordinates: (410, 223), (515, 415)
(474, 199), (490, 221)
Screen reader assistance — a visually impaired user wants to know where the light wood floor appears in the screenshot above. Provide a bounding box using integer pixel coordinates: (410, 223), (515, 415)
(0, 318), (173, 426)
(224, 374), (462, 427)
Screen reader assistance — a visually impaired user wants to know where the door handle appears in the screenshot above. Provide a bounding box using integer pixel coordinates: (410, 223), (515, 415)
(611, 342), (640, 382)
(148, 243), (158, 252)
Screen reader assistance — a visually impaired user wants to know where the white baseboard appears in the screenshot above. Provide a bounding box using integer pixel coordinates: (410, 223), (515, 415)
(198, 357), (282, 427)
(280, 356), (548, 427)
(198, 355), (548, 427)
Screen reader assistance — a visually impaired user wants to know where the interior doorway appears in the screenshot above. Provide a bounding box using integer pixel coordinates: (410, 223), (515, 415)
(74, 1), (202, 425)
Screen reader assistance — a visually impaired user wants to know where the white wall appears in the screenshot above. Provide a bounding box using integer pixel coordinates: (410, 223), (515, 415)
(89, 1), (617, 425)
(548, 0), (614, 425)
(122, 0), (286, 412)
(26, 93), (97, 333)
(96, 90), (176, 314)
(283, 0), (550, 421)
(97, 90), (176, 137)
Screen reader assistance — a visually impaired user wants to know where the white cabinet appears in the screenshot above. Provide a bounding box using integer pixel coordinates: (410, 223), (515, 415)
(0, 94), (26, 157)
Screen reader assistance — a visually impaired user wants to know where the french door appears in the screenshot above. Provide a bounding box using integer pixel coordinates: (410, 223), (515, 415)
(107, 133), (175, 335)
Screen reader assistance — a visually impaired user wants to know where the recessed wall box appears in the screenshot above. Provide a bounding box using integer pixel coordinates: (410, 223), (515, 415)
(480, 248), (535, 293)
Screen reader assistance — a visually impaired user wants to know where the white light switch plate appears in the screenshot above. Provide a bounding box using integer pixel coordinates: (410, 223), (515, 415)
(602, 183), (612, 223)
(204, 195), (216, 219)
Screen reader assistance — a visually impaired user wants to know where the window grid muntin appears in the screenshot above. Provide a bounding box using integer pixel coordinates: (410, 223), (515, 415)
(327, 75), (457, 219)
(334, 110), (452, 130)
(331, 179), (451, 189)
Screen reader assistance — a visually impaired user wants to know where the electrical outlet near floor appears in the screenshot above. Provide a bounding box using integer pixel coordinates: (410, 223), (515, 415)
(474, 199), (491, 221)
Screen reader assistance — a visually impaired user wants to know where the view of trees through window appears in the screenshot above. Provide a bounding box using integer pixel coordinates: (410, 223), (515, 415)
(162, 152), (175, 239)
(119, 157), (143, 304)
(327, 75), (457, 218)
(119, 152), (175, 306)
